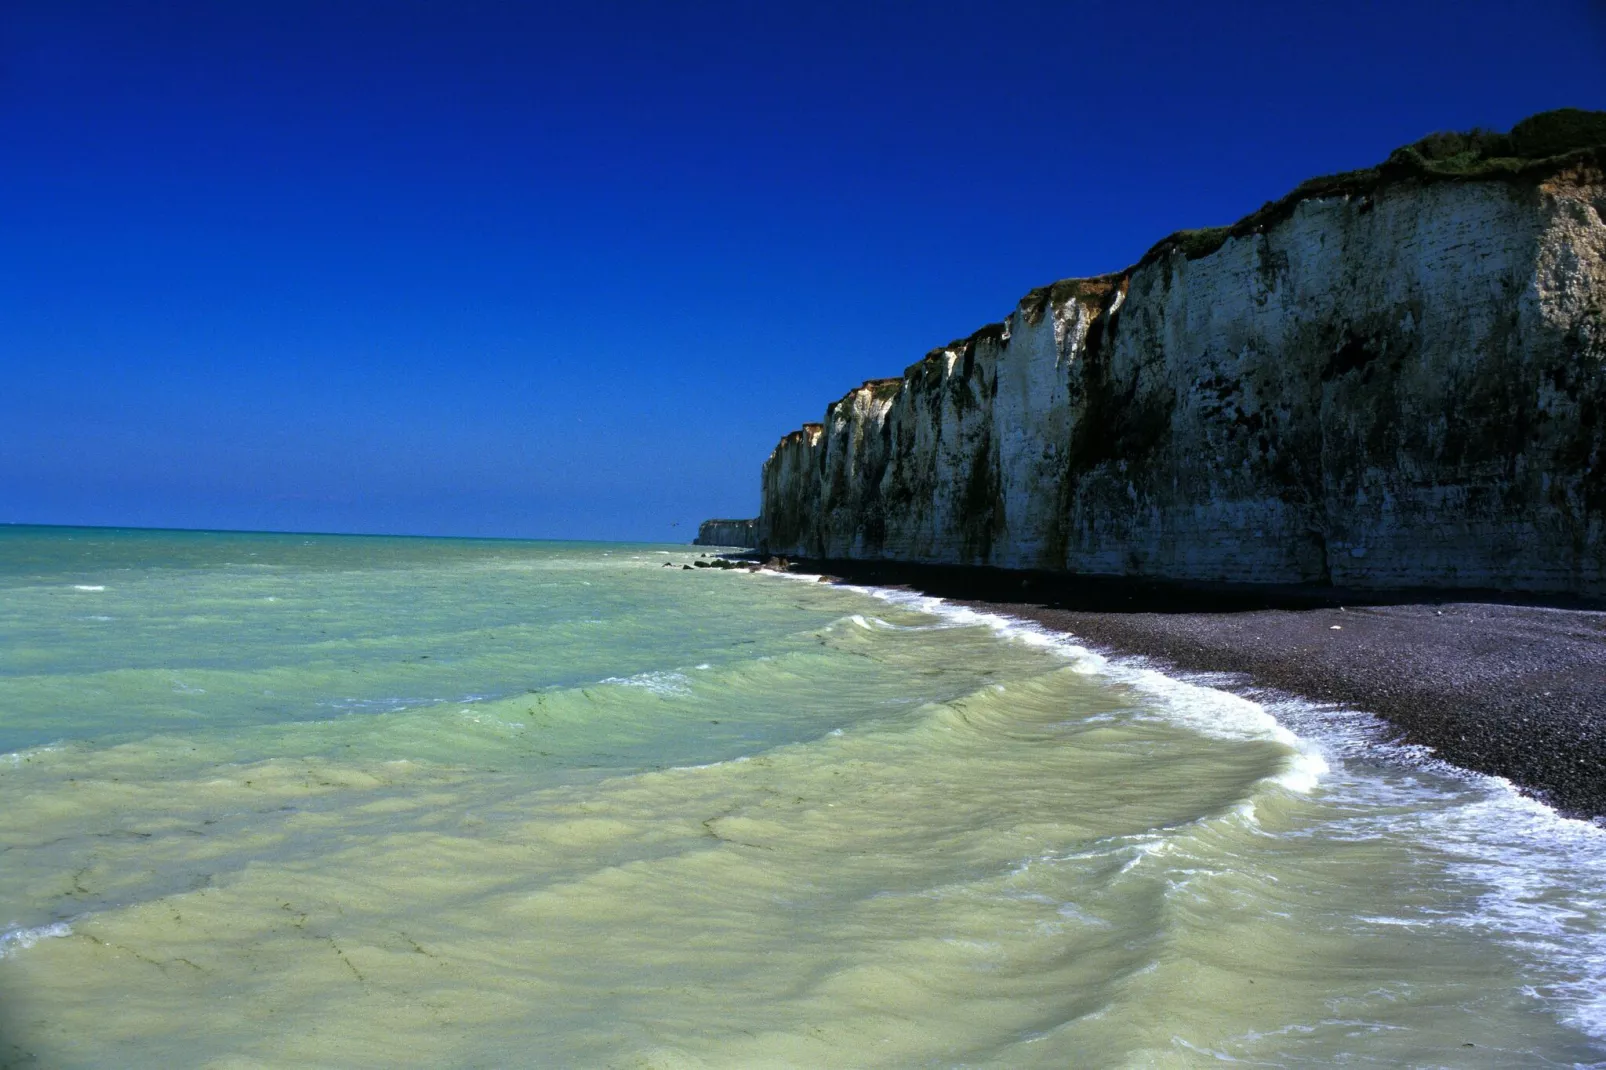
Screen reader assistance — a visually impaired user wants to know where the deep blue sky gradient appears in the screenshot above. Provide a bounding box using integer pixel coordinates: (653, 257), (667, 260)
(4, 1), (1604, 539)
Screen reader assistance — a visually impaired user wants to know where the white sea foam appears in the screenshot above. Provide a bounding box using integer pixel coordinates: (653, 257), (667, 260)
(1365, 778), (1606, 1039)
(0, 922), (71, 958)
(601, 670), (692, 697)
(668, 753), (752, 773)
(838, 611), (967, 633)
(1, 742), (64, 767)
(71, 585), (105, 591)
(459, 709), (527, 732)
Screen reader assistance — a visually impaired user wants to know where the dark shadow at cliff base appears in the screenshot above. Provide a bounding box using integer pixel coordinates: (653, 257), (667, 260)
(743, 557), (1606, 614)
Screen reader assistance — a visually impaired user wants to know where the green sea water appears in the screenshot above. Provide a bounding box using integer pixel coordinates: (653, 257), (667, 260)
(1, 526), (1604, 1068)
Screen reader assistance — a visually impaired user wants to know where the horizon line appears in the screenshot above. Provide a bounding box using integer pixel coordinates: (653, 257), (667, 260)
(0, 520), (689, 546)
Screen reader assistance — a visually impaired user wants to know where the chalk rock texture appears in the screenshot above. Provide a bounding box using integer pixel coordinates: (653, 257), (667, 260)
(752, 134), (1606, 596)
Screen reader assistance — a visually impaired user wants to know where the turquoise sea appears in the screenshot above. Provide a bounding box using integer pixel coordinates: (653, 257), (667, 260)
(1, 526), (1604, 1068)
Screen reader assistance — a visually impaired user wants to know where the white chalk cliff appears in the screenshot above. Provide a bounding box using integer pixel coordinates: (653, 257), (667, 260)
(740, 112), (1606, 596)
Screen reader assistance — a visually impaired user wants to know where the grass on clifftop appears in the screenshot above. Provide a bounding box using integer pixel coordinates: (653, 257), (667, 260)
(1138, 108), (1606, 268)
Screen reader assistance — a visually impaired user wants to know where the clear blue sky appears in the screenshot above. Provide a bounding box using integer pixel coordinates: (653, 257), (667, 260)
(4, 1), (1603, 540)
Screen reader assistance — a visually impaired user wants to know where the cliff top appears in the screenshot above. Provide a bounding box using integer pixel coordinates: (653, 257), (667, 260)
(770, 107), (1606, 454)
(1138, 107), (1606, 268)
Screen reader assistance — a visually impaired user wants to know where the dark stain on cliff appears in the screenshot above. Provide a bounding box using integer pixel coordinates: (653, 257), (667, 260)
(1066, 291), (1175, 478)
(1321, 332), (1382, 382)
(959, 431), (999, 564)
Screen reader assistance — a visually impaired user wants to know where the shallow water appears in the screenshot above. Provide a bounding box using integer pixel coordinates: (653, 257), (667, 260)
(1, 526), (1603, 1068)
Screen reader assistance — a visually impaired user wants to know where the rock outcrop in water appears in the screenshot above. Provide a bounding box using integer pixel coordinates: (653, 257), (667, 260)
(718, 110), (1606, 597)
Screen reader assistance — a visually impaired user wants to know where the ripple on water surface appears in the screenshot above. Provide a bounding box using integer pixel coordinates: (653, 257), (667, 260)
(0, 529), (1602, 1068)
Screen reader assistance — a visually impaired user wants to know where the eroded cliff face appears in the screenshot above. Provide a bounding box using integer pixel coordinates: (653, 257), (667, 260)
(755, 148), (1606, 595)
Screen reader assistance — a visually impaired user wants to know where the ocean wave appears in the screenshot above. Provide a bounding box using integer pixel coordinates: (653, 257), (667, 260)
(834, 612), (971, 633)
(760, 567), (1606, 1043)
(824, 578), (1327, 794)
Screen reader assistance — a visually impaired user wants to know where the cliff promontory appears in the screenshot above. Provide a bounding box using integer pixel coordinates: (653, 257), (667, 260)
(736, 110), (1606, 597)
(694, 518), (757, 547)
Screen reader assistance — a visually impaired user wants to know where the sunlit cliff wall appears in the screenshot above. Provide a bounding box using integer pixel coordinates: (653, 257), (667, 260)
(747, 115), (1606, 595)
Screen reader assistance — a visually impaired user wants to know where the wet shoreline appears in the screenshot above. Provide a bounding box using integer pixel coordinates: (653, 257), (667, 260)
(732, 556), (1606, 821)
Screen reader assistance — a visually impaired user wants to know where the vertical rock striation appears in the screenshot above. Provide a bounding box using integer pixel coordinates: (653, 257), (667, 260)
(747, 112), (1606, 597)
